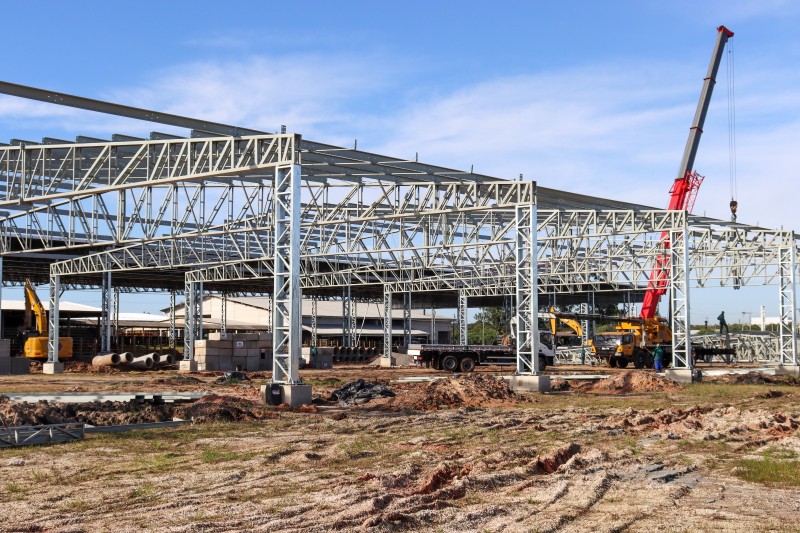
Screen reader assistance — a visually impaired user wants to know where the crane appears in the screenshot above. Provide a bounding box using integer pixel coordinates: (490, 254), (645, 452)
(640, 25), (734, 320)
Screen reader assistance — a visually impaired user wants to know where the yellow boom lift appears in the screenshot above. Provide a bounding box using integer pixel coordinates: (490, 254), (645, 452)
(22, 279), (73, 359)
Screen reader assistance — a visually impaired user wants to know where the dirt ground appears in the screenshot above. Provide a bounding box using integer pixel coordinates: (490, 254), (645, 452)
(1, 363), (800, 532)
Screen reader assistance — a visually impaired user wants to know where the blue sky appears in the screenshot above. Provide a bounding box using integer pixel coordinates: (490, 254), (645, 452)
(1, 0), (799, 323)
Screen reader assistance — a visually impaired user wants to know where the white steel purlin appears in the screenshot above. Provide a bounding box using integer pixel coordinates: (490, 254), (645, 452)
(778, 231), (798, 366)
(515, 203), (540, 375)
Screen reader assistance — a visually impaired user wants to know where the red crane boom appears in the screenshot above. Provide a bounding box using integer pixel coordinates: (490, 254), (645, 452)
(640, 26), (734, 320)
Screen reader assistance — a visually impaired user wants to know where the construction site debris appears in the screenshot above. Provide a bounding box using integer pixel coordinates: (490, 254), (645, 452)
(384, 373), (521, 411)
(176, 394), (270, 423)
(704, 371), (800, 386)
(330, 379), (396, 406)
(212, 371), (251, 384)
(575, 370), (681, 394)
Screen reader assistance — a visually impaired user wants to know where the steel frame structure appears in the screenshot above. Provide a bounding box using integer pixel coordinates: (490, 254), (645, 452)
(0, 83), (798, 380)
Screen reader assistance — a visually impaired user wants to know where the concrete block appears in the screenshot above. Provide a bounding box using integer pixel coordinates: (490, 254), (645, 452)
(509, 375), (551, 393)
(196, 340), (230, 349)
(43, 362), (65, 374)
(204, 359), (219, 371)
(280, 384), (312, 406)
(0, 358), (11, 374)
(379, 356), (393, 368)
(232, 356), (248, 371)
(312, 354), (333, 369)
(246, 355), (259, 371)
(233, 333), (259, 342)
(11, 357), (30, 375)
(259, 355), (273, 371)
(208, 332), (230, 341)
(217, 356), (234, 372)
(664, 368), (702, 383)
(775, 365), (800, 376)
(178, 360), (198, 373)
(0, 339), (11, 358)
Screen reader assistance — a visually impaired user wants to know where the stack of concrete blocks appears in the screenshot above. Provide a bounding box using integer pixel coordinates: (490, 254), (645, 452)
(194, 332), (273, 372)
(0, 340), (29, 375)
(301, 347), (334, 369)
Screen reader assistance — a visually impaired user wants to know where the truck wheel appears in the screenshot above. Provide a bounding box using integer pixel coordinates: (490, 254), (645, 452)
(538, 354), (548, 371)
(608, 357), (617, 368)
(634, 350), (645, 369)
(617, 358), (629, 369)
(442, 355), (459, 372)
(459, 357), (476, 372)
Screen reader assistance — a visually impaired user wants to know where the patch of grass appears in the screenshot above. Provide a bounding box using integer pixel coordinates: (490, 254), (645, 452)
(201, 448), (241, 463)
(62, 497), (93, 512)
(129, 482), (156, 500)
(3, 482), (27, 498)
(303, 377), (345, 387)
(732, 458), (800, 487)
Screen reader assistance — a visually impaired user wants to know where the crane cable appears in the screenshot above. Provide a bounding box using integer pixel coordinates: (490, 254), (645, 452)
(726, 37), (739, 222)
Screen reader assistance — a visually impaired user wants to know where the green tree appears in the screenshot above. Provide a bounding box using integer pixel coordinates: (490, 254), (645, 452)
(473, 307), (509, 335)
(468, 321), (499, 345)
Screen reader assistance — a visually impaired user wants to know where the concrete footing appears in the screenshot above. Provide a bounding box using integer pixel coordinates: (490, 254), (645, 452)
(379, 357), (393, 368)
(775, 365), (800, 376)
(43, 362), (64, 375)
(280, 384), (313, 406)
(509, 374), (551, 393)
(178, 360), (198, 373)
(664, 368), (702, 383)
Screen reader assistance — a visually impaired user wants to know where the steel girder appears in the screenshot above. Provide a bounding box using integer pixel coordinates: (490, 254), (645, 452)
(0, 135), (293, 205)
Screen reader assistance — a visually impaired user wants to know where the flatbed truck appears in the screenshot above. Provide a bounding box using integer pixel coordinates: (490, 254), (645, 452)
(408, 332), (556, 372)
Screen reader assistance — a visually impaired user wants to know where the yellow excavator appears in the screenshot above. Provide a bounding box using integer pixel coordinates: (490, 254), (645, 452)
(21, 279), (73, 359)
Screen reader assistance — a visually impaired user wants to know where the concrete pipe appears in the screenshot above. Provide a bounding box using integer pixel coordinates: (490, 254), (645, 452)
(129, 355), (154, 370)
(92, 353), (121, 367)
(118, 352), (135, 364)
(144, 352), (161, 364)
(157, 353), (175, 366)
(332, 346), (340, 363)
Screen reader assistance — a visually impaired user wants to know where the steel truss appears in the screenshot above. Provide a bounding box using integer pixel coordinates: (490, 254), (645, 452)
(0, 135), (794, 370)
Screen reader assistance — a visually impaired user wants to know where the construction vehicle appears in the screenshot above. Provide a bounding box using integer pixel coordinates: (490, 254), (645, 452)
(589, 26), (738, 368)
(409, 318), (556, 372)
(21, 279), (73, 359)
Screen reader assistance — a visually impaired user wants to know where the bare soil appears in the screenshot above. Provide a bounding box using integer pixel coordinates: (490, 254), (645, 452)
(0, 364), (799, 531)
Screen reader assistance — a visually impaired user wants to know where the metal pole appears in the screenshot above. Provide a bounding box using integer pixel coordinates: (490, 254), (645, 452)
(383, 292), (392, 358)
(48, 274), (60, 363)
(169, 289), (176, 349)
(221, 292), (227, 335)
(458, 292), (468, 346)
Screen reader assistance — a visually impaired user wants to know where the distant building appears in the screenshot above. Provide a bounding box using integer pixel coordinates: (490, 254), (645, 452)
(165, 295), (453, 348)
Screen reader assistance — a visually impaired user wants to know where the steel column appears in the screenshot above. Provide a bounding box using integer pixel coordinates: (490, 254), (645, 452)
(112, 287), (119, 351)
(272, 162), (302, 384)
(383, 291), (392, 358)
(169, 289), (176, 349)
(0, 256), (3, 339)
(403, 292), (412, 348)
(311, 296), (318, 348)
(100, 272), (111, 352)
(429, 307), (436, 344)
(778, 231), (798, 365)
(458, 292), (468, 346)
(669, 221), (692, 369)
(515, 203), (539, 374)
(221, 292), (227, 335)
(47, 274), (60, 363)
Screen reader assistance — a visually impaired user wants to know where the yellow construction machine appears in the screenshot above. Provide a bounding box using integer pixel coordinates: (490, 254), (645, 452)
(21, 279), (73, 359)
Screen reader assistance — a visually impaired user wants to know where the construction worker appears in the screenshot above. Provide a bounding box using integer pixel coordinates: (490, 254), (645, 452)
(653, 344), (664, 372)
(718, 311), (729, 335)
